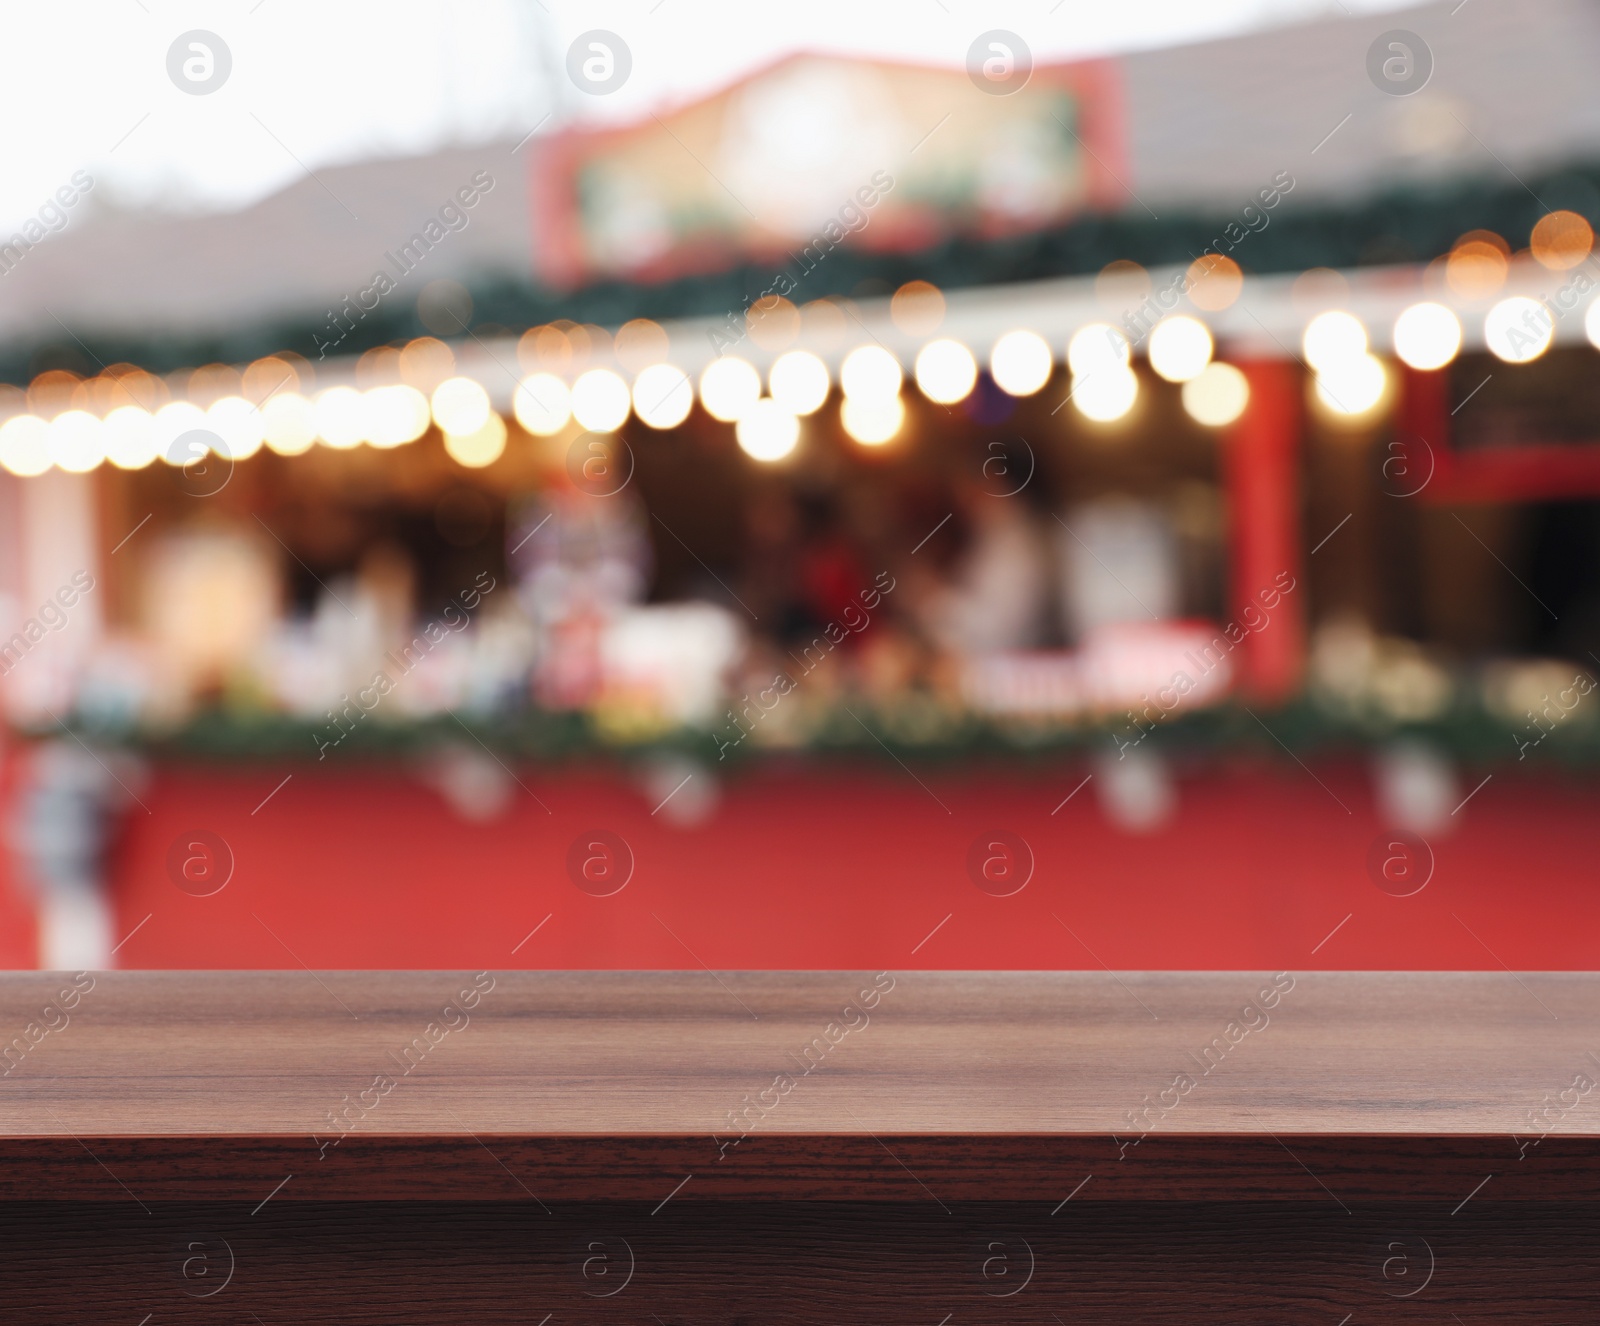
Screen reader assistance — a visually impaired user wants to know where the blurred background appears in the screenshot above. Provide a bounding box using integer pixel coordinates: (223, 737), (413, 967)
(2, 0), (1598, 972)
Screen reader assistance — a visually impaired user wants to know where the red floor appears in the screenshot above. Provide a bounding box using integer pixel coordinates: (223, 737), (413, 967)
(49, 753), (1600, 971)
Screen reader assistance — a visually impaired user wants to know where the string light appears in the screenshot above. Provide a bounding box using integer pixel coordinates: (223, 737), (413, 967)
(0, 414), (50, 476)
(914, 339), (978, 404)
(513, 373), (571, 436)
(769, 350), (830, 415)
(632, 363), (693, 430)
(1303, 311), (1368, 372)
(699, 356), (761, 422)
(1485, 296), (1554, 363)
(840, 345), (903, 404)
(1181, 362), (1250, 426)
(431, 376), (492, 436)
(840, 395), (904, 446)
(103, 405), (160, 469)
(1147, 316), (1213, 383)
(47, 409), (106, 473)
(444, 412), (508, 468)
(735, 398), (800, 461)
(989, 330), (1053, 396)
(1392, 303), (1462, 371)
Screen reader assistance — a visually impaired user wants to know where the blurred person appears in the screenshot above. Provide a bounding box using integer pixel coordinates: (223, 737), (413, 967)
(7, 738), (144, 970)
(737, 485), (809, 639)
(913, 481), (1051, 656)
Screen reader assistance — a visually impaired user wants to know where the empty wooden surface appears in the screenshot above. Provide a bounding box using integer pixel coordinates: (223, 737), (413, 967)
(2, 970), (1598, 1200)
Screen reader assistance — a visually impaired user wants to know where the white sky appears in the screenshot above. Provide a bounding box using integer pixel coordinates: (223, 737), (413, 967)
(0, 0), (1418, 230)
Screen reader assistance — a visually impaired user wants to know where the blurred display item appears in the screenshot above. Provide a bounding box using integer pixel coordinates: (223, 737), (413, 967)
(1058, 498), (1179, 640)
(140, 527), (279, 716)
(596, 603), (744, 736)
(1093, 744), (1176, 834)
(1372, 739), (1459, 837)
(536, 54), (1119, 286)
(960, 621), (1233, 720)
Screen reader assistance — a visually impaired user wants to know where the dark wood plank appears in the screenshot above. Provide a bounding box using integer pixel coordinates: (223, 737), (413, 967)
(6, 1201), (1599, 1325)
(3, 970), (1598, 1199)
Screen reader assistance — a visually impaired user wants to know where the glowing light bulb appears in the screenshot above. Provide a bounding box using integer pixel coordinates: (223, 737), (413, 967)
(316, 386), (368, 449)
(1147, 316), (1213, 383)
(1303, 311), (1368, 372)
(47, 409), (106, 473)
(840, 345), (903, 404)
(768, 350), (830, 415)
(1484, 296), (1554, 363)
(431, 376), (492, 436)
(262, 393), (317, 455)
(103, 405), (159, 469)
(914, 339), (978, 404)
(365, 385), (431, 449)
(735, 398), (801, 461)
(699, 356), (761, 423)
(840, 394), (905, 446)
(1315, 353), (1388, 416)
(444, 412), (508, 468)
(632, 364), (693, 430)
(0, 414), (50, 476)
(206, 396), (266, 460)
(1070, 367), (1138, 422)
(513, 373), (571, 436)
(1181, 362), (1250, 426)
(990, 330), (1053, 396)
(1392, 303), (1462, 371)
(1066, 323), (1131, 377)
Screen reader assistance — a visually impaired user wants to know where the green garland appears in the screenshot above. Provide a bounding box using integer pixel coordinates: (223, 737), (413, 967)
(8, 161), (1600, 385)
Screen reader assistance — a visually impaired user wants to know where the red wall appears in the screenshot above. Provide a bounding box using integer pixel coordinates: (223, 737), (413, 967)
(66, 755), (1600, 972)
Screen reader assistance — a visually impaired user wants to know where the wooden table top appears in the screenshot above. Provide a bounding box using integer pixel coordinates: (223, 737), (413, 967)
(3, 969), (1597, 1200)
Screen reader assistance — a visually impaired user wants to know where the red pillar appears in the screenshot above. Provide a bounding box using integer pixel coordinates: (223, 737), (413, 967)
(1224, 360), (1305, 704)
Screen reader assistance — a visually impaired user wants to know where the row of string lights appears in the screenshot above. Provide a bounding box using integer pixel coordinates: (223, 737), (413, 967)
(0, 212), (1593, 477)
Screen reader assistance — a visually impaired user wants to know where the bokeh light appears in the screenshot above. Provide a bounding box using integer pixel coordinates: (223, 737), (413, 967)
(1303, 310), (1368, 372)
(0, 415), (50, 476)
(768, 350), (830, 416)
(914, 339), (978, 404)
(699, 356), (762, 422)
(1147, 316), (1214, 382)
(444, 412), (508, 468)
(632, 363), (694, 430)
(1181, 362), (1250, 426)
(47, 410), (105, 473)
(316, 386), (368, 449)
(364, 384), (431, 449)
(1392, 302), (1463, 371)
(840, 345), (903, 404)
(430, 376), (492, 437)
(571, 368), (632, 433)
(989, 330), (1053, 396)
(1485, 296), (1555, 363)
(1531, 211), (1593, 271)
(207, 396), (267, 460)
(513, 373), (572, 436)
(1070, 366), (1139, 422)
(734, 398), (801, 461)
(1315, 353), (1388, 416)
(262, 393), (317, 455)
(840, 394), (904, 446)
(103, 405), (160, 469)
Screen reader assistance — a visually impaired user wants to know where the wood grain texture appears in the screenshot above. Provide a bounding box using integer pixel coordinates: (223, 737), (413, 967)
(6, 1201), (1600, 1325)
(2, 970), (1598, 1199)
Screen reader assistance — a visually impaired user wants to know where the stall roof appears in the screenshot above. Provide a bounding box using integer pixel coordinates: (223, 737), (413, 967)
(0, 0), (1595, 366)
